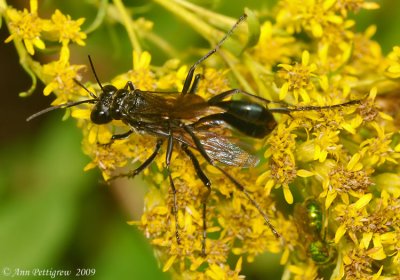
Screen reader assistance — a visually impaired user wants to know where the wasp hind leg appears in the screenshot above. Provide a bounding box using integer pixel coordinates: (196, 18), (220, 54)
(207, 88), (272, 105)
(182, 124), (281, 239)
(181, 144), (211, 256)
(215, 166), (281, 239)
(165, 131), (181, 246)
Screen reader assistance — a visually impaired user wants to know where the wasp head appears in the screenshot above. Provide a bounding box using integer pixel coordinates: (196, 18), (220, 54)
(90, 84), (117, 124)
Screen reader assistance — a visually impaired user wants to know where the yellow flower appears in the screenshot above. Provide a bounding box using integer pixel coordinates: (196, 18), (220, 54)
(278, 50), (317, 102)
(276, 0), (344, 38)
(261, 121), (298, 204)
(360, 122), (398, 167)
(250, 21), (298, 68)
(48, 9), (86, 46)
(346, 25), (383, 76)
(334, 193), (372, 243)
(205, 257), (244, 280)
(157, 63), (186, 91)
(340, 247), (383, 280)
(318, 155), (371, 209)
(385, 46), (400, 79)
(113, 51), (156, 90)
(7, 0), (400, 278)
(335, 0), (380, 17)
(4, 0), (49, 55)
(288, 261), (319, 280)
(41, 52), (86, 104)
(195, 68), (230, 99)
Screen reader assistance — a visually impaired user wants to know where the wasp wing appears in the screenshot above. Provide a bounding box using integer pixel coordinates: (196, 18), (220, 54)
(196, 131), (259, 168)
(128, 91), (258, 168)
(135, 90), (216, 120)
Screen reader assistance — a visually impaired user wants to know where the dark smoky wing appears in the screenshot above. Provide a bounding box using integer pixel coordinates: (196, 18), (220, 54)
(198, 132), (259, 168)
(138, 91), (181, 111)
(138, 90), (210, 119)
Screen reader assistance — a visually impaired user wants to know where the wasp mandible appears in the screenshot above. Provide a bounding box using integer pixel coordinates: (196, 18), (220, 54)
(28, 14), (360, 255)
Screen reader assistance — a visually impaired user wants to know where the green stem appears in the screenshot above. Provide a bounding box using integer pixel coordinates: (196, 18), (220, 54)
(244, 53), (274, 100)
(172, 0), (238, 30)
(153, 0), (253, 91)
(84, 0), (108, 34)
(144, 32), (180, 58)
(18, 57), (38, 97)
(152, 0), (217, 44)
(112, 0), (142, 53)
(1, 0), (40, 96)
(219, 50), (254, 93)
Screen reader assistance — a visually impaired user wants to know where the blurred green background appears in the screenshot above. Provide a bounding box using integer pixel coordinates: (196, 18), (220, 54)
(0, 0), (399, 279)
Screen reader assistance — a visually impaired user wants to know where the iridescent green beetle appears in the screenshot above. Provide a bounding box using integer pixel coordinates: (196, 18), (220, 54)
(294, 199), (334, 265)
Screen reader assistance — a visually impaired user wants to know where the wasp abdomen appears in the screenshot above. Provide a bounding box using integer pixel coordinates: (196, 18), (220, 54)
(213, 100), (277, 138)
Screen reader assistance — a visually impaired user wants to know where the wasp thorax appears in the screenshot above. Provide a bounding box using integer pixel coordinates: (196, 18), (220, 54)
(110, 90), (129, 120)
(90, 84), (117, 124)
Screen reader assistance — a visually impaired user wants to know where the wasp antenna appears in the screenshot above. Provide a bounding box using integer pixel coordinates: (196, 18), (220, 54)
(26, 99), (96, 122)
(73, 78), (98, 99)
(88, 55), (104, 92)
(182, 14), (247, 94)
(194, 14), (247, 69)
(290, 99), (361, 112)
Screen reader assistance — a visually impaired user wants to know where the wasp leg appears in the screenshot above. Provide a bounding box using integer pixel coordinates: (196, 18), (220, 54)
(190, 113), (226, 128)
(181, 14), (247, 95)
(181, 144), (211, 256)
(207, 88), (272, 105)
(123, 81), (135, 91)
(188, 74), (202, 95)
(181, 124), (213, 164)
(108, 139), (163, 181)
(276, 99), (361, 113)
(165, 130), (181, 246)
(99, 130), (133, 149)
(215, 166), (281, 239)
(268, 99), (361, 115)
(181, 124), (281, 239)
(207, 89), (291, 108)
(111, 130), (133, 141)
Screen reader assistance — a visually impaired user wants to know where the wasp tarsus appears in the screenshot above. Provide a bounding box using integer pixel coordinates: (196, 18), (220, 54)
(27, 13), (360, 256)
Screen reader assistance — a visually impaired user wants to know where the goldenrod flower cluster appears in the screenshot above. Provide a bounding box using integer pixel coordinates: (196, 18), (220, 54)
(2, 0), (400, 279)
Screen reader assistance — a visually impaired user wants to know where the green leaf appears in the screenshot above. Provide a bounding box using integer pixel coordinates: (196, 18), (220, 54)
(0, 119), (92, 268)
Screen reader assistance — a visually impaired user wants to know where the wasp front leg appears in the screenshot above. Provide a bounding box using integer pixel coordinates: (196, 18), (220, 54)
(111, 130), (133, 141)
(108, 139), (163, 181)
(97, 130), (134, 149)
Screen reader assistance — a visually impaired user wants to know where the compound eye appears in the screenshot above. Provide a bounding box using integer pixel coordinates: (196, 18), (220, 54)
(91, 106), (112, 124)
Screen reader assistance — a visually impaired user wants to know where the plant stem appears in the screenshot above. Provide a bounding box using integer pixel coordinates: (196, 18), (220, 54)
(113, 0), (142, 54)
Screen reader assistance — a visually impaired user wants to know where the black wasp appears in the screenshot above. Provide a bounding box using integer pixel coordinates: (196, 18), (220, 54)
(28, 14), (360, 255)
